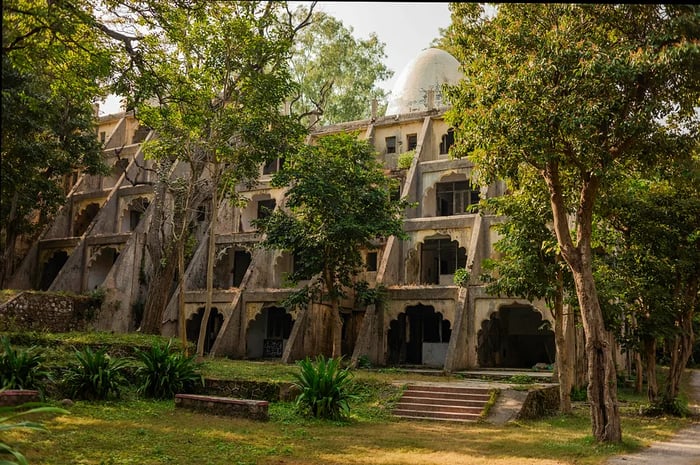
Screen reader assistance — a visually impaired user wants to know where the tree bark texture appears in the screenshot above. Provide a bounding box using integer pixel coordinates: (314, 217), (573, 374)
(554, 268), (573, 413)
(544, 162), (622, 442)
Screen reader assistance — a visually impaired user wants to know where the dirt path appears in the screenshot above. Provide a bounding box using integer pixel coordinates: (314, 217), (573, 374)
(605, 369), (700, 465)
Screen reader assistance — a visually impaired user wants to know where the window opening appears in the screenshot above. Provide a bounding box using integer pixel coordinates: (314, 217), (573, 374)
(257, 199), (276, 220)
(407, 134), (417, 151)
(385, 136), (397, 154)
(436, 181), (480, 216)
(366, 252), (378, 272)
(439, 129), (455, 155)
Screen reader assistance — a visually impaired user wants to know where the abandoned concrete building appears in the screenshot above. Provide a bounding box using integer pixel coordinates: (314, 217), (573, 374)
(7, 48), (557, 371)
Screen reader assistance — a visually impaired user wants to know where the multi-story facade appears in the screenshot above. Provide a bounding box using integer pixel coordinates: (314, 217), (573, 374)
(8, 48), (556, 371)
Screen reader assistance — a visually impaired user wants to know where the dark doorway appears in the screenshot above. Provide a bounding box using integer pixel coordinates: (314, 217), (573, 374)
(186, 307), (224, 355)
(477, 306), (555, 368)
(420, 237), (467, 284)
(74, 203), (100, 236)
(246, 306), (294, 359)
(387, 305), (451, 366)
(232, 250), (252, 287)
(38, 250), (69, 290)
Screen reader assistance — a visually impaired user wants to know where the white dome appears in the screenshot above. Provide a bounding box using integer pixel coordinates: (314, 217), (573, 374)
(385, 48), (462, 116)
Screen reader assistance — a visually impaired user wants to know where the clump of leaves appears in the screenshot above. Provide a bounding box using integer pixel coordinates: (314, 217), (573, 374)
(453, 268), (470, 287)
(135, 340), (203, 399)
(0, 402), (69, 465)
(397, 150), (415, 169)
(0, 336), (50, 390)
(293, 355), (355, 420)
(62, 347), (128, 400)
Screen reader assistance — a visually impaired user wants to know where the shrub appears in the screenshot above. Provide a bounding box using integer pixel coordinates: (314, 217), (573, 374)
(293, 355), (355, 420)
(135, 340), (203, 399)
(0, 402), (68, 465)
(453, 268), (470, 287)
(62, 346), (128, 400)
(397, 150), (415, 169)
(0, 337), (50, 390)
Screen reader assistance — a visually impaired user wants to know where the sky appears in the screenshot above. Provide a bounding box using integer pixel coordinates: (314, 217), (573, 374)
(98, 2), (452, 115)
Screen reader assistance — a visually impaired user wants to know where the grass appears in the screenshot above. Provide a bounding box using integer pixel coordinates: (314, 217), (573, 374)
(2, 332), (697, 464)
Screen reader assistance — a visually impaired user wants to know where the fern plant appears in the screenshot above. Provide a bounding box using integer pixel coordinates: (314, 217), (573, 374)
(0, 336), (50, 390)
(135, 340), (203, 399)
(0, 402), (68, 465)
(293, 355), (355, 420)
(62, 347), (128, 400)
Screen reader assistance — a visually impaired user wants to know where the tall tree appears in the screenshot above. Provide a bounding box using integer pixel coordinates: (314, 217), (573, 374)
(1, 0), (113, 286)
(113, 2), (309, 345)
(254, 132), (410, 357)
(444, 3), (699, 442)
(480, 169), (579, 413)
(289, 6), (393, 127)
(600, 157), (700, 413)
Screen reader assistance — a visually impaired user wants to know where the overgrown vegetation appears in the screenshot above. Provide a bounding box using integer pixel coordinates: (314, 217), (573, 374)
(135, 340), (203, 399)
(62, 346), (128, 401)
(0, 336), (50, 390)
(293, 356), (356, 420)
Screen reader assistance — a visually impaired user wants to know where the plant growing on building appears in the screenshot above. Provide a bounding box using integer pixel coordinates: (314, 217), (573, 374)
(135, 340), (203, 399)
(397, 150), (415, 170)
(0, 402), (68, 465)
(293, 355), (355, 420)
(255, 132), (411, 357)
(62, 347), (128, 401)
(452, 268), (470, 288)
(444, 3), (699, 442)
(0, 337), (50, 391)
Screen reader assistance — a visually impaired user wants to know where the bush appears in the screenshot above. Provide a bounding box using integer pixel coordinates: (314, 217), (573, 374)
(62, 346), (128, 400)
(293, 355), (355, 420)
(397, 150), (415, 169)
(453, 268), (470, 287)
(0, 336), (50, 390)
(135, 340), (203, 399)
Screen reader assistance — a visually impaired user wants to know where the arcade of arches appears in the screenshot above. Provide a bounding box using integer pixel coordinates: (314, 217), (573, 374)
(388, 305), (451, 366)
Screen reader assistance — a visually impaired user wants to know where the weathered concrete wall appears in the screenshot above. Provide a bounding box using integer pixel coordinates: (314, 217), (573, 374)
(0, 291), (100, 332)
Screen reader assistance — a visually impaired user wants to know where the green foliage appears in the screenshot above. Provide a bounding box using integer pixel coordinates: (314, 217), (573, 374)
(293, 356), (355, 420)
(0, 402), (69, 465)
(453, 268), (470, 288)
(507, 374), (535, 385)
(640, 397), (691, 418)
(290, 6), (393, 126)
(397, 150), (415, 170)
(135, 340), (203, 399)
(0, 337), (50, 390)
(571, 386), (588, 402)
(354, 281), (387, 308)
(62, 347), (128, 401)
(255, 132), (410, 307)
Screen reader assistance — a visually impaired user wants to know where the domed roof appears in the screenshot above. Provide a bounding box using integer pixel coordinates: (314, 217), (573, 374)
(385, 48), (463, 116)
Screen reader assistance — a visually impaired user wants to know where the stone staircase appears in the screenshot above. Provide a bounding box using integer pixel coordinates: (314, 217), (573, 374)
(393, 384), (494, 422)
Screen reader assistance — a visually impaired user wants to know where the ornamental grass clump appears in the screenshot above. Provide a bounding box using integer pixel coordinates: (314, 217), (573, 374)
(63, 346), (128, 401)
(293, 355), (355, 420)
(0, 336), (51, 390)
(135, 340), (203, 399)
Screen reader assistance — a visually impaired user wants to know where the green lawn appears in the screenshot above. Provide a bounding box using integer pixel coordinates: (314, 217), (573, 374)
(2, 332), (696, 465)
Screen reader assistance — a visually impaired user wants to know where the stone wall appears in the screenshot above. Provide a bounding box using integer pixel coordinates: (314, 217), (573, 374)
(515, 385), (560, 420)
(0, 291), (100, 332)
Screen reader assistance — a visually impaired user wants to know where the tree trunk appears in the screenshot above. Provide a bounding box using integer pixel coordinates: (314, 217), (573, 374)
(634, 351), (643, 395)
(662, 280), (696, 408)
(178, 242), (188, 356)
(544, 163), (621, 442)
(141, 246), (178, 333)
(642, 336), (658, 403)
(554, 267), (573, 413)
(197, 190), (218, 357)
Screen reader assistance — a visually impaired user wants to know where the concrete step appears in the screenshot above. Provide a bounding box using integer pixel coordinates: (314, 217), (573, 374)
(393, 384), (494, 423)
(397, 396), (488, 408)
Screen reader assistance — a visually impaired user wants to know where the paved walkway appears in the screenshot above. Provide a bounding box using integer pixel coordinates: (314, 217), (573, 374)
(606, 369), (700, 465)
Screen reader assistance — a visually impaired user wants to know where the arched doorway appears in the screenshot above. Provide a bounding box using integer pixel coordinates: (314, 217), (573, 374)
(186, 307), (224, 355)
(477, 306), (555, 368)
(387, 305), (451, 366)
(246, 306), (293, 359)
(39, 250), (69, 290)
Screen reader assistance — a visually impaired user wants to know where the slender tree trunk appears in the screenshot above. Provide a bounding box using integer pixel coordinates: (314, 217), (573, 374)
(662, 279), (696, 408)
(178, 243), (188, 356)
(642, 335), (658, 403)
(197, 182), (218, 357)
(554, 267), (573, 413)
(634, 351), (643, 395)
(323, 266), (342, 359)
(544, 163), (621, 442)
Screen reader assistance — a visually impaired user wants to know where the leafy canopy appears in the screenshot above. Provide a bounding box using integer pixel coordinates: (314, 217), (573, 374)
(255, 132), (409, 303)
